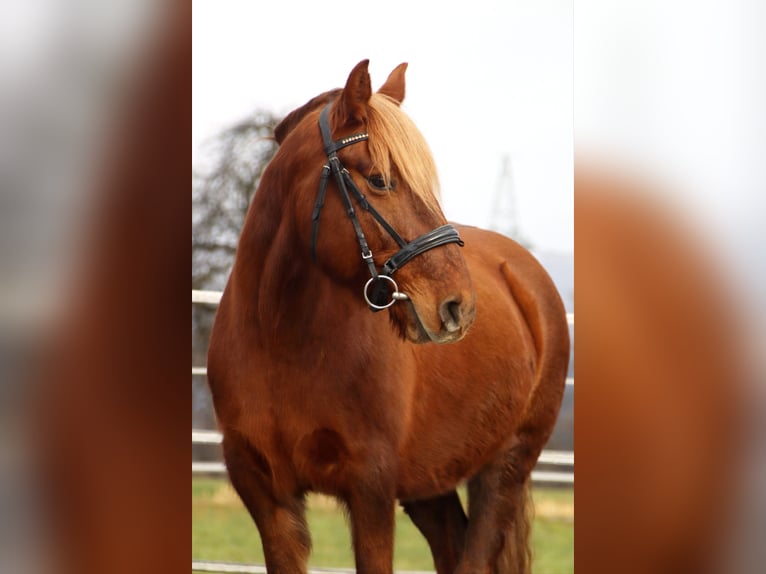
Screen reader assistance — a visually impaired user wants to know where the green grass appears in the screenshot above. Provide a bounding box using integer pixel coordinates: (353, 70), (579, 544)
(192, 478), (573, 573)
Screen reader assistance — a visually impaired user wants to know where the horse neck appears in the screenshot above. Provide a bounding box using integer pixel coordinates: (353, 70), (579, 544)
(229, 182), (389, 363)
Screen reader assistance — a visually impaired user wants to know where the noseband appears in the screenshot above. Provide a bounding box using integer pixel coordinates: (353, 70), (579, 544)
(311, 104), (464, 312)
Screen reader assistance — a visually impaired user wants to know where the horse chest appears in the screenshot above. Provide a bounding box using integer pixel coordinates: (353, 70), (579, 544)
(243, 362), (409, 492)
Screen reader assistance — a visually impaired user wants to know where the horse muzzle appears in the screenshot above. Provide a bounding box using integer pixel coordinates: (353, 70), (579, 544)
(401, 291), (476, 344)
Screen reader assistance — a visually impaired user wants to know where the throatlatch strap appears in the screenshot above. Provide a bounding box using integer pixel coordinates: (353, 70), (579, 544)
(310, 164), (331, 262)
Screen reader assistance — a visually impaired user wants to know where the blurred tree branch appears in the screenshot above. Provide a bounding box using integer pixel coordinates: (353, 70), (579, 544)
(192, 109), (280, 291)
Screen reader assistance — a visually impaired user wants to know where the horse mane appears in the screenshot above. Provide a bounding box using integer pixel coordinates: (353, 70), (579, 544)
(274, 89), (342, 144)
(367, 94), (442, 215)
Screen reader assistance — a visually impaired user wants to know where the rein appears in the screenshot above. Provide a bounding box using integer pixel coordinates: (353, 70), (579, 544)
(311, 104), (464, 311)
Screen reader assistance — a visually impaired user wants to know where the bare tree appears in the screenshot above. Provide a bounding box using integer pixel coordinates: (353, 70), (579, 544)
(192, 109), (280, 291)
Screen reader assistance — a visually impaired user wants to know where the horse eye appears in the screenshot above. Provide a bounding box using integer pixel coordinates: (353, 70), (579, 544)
(367, 175), (393, 191)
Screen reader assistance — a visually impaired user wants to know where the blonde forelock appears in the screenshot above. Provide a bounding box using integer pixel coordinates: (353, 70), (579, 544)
(366, 94), (441, 213)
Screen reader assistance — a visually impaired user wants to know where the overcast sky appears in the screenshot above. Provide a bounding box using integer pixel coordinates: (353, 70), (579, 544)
(193, 0), (573, 254)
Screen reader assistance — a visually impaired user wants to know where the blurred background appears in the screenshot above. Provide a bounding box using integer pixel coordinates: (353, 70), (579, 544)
(575, 2), (765, 573)
(0, 1), (188, 574)
(0, 0), (762, 573)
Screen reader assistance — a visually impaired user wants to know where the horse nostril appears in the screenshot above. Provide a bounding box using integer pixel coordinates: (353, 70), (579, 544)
(439, 297), (463, 333)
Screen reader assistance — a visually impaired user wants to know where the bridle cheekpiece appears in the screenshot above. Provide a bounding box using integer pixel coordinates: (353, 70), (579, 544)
(311, 104), (464, 312)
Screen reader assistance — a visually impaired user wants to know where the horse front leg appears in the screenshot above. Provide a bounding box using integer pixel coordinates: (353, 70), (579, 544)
(222, 432), (310, 574)
(345, 479), (397, 574)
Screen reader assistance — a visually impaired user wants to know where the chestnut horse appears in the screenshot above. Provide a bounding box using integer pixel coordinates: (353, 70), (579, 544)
(207, 60), (569, 574)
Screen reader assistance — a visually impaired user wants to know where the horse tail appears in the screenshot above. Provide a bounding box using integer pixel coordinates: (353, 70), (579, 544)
(493, 477), (533, 574)
(495, 257), (570, 574)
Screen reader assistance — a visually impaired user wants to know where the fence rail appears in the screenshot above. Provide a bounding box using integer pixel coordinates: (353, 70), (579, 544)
(192, 289), (223, 305)
(192, 460), (573, 485)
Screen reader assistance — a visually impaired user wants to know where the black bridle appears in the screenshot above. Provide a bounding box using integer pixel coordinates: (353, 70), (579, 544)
(311, 104), (464, 312)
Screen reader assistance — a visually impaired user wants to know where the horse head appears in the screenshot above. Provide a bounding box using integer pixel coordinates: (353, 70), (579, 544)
(273, 60), (475, 344)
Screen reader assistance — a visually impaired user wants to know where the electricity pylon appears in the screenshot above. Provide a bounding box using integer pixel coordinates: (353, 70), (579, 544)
(489, 154), (530, 247)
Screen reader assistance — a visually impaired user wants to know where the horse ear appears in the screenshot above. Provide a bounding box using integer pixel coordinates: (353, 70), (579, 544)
(378, 62), (407, 104)
(338, 59), (372, 124)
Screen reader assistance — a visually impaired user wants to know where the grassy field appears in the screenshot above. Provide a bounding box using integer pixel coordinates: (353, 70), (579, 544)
(192, 477), (573, 573)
